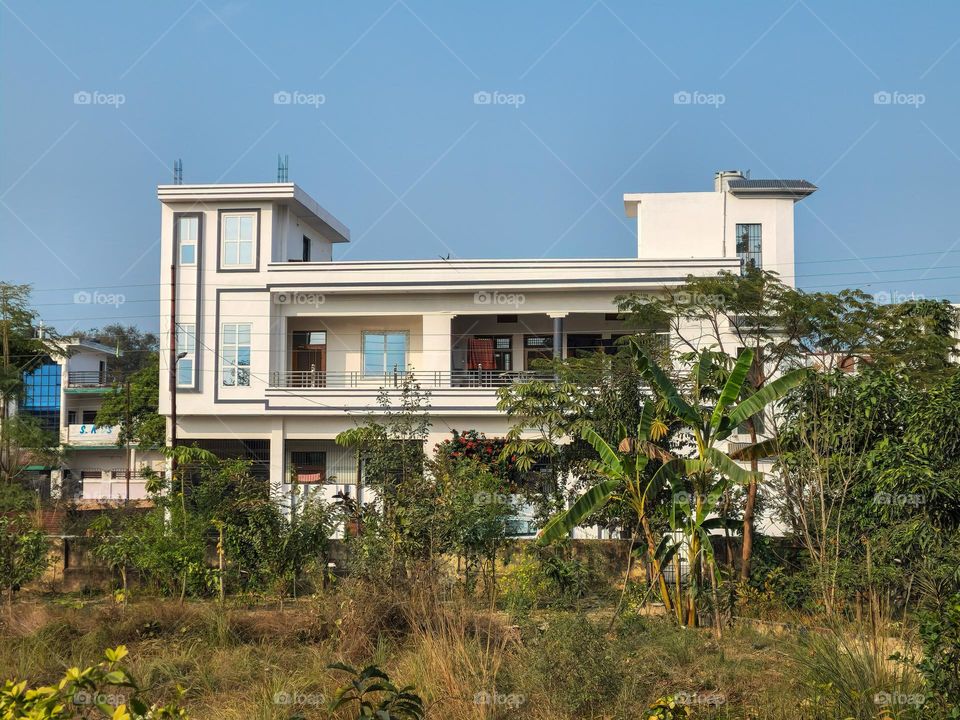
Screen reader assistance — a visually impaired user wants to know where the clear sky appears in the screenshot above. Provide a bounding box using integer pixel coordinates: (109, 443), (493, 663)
(3, 1), (960, 334)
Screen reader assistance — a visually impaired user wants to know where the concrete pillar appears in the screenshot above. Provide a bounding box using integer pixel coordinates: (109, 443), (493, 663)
(420, 313), (454, 382)
(270, 417), (286, 505)
(548, 312), (568, 359)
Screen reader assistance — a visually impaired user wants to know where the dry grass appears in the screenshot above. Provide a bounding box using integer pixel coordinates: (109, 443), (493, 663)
(0, 587), (922, 720)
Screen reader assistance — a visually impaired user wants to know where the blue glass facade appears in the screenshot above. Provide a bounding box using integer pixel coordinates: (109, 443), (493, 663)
(22, 361), (61, 432)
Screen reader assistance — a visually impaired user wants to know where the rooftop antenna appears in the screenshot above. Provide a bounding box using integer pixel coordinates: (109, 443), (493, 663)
(277, 154), (289, 182)
(173, 158), (183, 185)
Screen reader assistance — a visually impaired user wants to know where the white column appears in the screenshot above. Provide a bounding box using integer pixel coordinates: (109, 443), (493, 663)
(420, 313), (454, 382)
(269, 417), (286, 504)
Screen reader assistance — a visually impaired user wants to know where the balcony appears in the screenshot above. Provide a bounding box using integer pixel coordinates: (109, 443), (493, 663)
(269, 369), (554, 389)
(66, 370), (119, 391)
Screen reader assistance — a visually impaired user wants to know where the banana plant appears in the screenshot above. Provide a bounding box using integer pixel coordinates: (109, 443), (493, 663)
(632, 338), (809, 627)
(537, 403), (676, 613)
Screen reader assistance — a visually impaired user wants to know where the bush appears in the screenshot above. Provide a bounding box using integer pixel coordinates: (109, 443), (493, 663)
(523, 615), (623, 716)
(498, 553), (550, 616)
(0, 645), (189, 719)
(0, 512), (49, 603)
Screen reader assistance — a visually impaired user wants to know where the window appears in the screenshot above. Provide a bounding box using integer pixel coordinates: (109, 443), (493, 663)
(221, 213), (255, 267)
(177, 323), (196, 387)
(302, 235), (311, 262)
(177, 216), (198, 265)
(67, 410), (77, 425)
(21, 361), (61, 432)
(362, 331), (407, 375)
(221, 323), (251, 387)
(736, 223), (762, 274)
(291, 451), (326, 483)
(82, 410), (98, 424)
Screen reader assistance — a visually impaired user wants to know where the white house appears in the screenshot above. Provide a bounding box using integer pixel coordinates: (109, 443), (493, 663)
(157, 170), (816, 529)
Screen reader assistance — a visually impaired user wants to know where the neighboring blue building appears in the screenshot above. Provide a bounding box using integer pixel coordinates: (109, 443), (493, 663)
(21, 360), (61, 432)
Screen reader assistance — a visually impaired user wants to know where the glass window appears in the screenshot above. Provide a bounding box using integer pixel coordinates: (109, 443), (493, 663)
(176, 323), (196, 387)
(178, 216), (198, 265)
(736, 223), (762, 274)
(362, 331), (408, 375)
(221, 323), (251, 387)
(221, 214), (255, 267)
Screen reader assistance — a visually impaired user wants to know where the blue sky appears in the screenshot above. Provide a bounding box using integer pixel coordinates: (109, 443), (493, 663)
(3, 1), (960, 333)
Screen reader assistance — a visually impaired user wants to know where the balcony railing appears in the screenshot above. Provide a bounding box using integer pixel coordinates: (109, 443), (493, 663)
(269, 369), (556, 389)
(67, 370), (118, 388)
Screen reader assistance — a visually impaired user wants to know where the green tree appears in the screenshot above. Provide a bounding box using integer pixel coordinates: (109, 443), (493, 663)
(0, 512), (50, 604)
(94, 354), (163, 449)
(0, 282), (61, 485)
(79, 324), (159, 377)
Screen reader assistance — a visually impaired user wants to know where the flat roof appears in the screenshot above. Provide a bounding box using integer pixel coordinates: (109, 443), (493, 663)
(157, 182), (350, 243)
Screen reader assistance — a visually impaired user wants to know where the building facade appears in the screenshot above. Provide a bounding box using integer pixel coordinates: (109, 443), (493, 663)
(18, 339), (165, 504)
(157, 170), (816, 528)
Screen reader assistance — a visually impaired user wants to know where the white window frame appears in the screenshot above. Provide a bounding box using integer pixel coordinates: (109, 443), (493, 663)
(176, 323), (196, 387)
(362, 330), (408, 376)
(177, 216), (198, 266)
(221, 323), (251, 387)
(220, 212), (256, 268)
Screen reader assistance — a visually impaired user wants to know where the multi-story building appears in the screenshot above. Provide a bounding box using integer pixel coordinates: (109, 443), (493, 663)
(157, 170), (816, 526)
(19, 339), (165, 504)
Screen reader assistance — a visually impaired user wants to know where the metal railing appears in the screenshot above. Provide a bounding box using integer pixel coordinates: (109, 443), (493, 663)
(67, 370), (118, 388)
(269, 368), (556, 389)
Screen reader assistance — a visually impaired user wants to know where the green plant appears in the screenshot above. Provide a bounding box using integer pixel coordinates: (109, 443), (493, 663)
(905, 591), (960, 716)
(327, 663), (424, 719)
(791, 624), (922, 720)
(0, 645), (188, 719)
(497, 552), (550, 615)
(645, 696), (692, 719)
(0, 512), (49, 604)
(525, 615), (623, 716)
